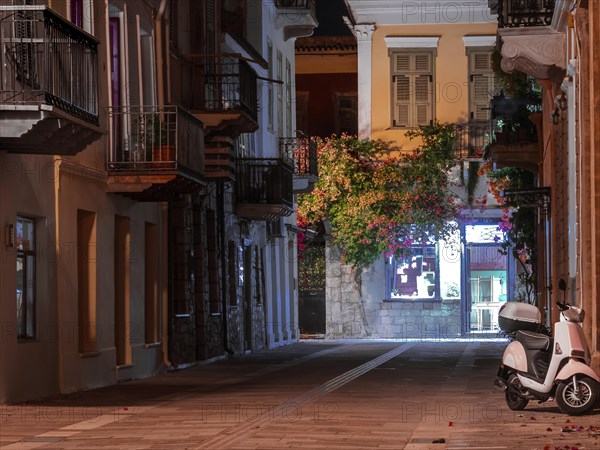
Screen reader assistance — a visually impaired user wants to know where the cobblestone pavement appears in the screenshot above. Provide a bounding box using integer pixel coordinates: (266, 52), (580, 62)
(1, 340), (599, 449)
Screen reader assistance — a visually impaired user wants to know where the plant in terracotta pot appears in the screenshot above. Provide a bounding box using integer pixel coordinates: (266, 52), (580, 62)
(145, 113), (175, 167)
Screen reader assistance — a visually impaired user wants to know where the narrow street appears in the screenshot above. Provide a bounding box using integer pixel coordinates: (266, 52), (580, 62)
(1, 340), (599, 449)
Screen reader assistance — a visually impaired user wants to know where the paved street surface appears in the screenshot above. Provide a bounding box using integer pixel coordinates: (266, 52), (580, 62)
(1, 340), (599, 449)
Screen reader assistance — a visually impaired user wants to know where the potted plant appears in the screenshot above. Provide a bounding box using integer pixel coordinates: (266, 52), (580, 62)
(145, 113), (175, 168)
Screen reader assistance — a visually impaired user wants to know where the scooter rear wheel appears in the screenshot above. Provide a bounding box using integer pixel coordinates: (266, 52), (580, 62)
(556, 376), (599, 416)
(505, 374), (529, 411)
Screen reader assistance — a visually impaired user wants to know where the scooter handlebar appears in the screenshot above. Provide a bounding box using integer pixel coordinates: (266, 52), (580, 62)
(556, 301), (570, 311)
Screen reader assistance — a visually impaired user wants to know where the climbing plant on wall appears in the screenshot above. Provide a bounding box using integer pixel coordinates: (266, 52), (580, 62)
(297, 125), (462, 268)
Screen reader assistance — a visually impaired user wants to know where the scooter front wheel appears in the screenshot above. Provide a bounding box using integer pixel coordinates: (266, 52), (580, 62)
(556, 376), (599, 416)
(505, 374), (529, 411)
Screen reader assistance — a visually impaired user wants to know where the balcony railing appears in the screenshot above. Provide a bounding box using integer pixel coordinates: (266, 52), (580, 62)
(452, 123), (492, 160)
(496, 0), (555, 28)
(279, 135), (318, 178)
(181, 55), (258, 124)
(275, 0), (316, 10)
(236, 158), (294, 220)
(0, 5), (99, 124)
(107, 105), (204, 176)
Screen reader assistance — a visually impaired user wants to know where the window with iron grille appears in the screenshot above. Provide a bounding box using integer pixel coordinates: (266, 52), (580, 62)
(391, 51), (434, 129)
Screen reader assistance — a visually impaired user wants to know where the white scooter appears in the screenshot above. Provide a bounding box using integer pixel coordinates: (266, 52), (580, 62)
(494, 279), (600, 415)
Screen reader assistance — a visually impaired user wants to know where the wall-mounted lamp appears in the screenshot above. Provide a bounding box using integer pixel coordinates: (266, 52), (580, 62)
(552, 108), (561, 125)
(5, 223), (14, 247)
(558, 92), (568, 111)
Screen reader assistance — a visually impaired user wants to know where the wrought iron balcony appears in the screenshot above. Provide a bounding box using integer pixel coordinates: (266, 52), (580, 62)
(0, 5), (101, 154)
(235, 158), (294, 221)
(496, 0), (555, 28)
(181, 55), (258, 138)
(451, 123), (492, 160)
(279, 134), (318, 192)
(106, 105), (205, 200)
(488, 112), (542, 173)
(274, 0), (318, 40)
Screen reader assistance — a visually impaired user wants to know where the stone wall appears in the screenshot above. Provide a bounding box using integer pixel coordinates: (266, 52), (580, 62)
(325, 242), (462, 339)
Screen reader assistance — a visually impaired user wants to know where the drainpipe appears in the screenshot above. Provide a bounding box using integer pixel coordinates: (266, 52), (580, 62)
(155, 0), (167, 106)
(218, 181), (234, 355)
(155, 0), (172, 369)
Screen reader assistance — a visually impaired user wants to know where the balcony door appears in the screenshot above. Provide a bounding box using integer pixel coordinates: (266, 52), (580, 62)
(109, 16), (122, 159)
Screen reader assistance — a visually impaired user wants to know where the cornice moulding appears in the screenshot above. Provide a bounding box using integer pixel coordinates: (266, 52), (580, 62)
(346, 0), (496, 25)
(384, 36), (440, 49)
(463, 35), (496, 47)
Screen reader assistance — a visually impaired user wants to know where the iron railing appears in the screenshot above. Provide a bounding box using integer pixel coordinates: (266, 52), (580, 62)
(236, 158), (294, 213)
(275, 0), (316, 10)
(0, 5), (98, 124)
(181, 55), (258, 123)
(279, 135), (318, 177)
(452, 123), (492, 159)
(496, 0), (555, 28)
(107, 105), (204, 175)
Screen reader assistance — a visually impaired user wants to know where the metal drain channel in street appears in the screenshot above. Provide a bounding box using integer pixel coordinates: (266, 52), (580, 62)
(194, 342), (416, 449)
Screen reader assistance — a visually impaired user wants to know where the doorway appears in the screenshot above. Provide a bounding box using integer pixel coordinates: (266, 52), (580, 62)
(464, 224), (511, 333)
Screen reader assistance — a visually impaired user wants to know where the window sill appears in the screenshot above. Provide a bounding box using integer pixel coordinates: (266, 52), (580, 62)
(79, 351), (100, 358)
(384, 298), (442, 303)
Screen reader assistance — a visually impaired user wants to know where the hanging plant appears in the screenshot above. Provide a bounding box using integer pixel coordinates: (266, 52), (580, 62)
(477, 162), (537, 303)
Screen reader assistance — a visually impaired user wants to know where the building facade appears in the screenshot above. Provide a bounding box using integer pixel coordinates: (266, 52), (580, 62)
(311, 0), (517, 339)
(492, 0), (600, 372)
(0, 0), (317, 403)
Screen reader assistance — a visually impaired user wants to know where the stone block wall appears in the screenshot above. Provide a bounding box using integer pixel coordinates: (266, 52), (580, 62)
(325, 242), (462, 339)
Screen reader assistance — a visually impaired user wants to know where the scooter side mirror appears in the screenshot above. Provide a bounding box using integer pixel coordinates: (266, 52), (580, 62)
(558, 279), (567, 291)
(557, 278), (568, 309)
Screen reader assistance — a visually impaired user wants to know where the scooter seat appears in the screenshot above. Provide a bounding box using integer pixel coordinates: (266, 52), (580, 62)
(516, 330), (551, 351)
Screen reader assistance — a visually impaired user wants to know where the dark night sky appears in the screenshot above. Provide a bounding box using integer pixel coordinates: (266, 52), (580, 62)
(313, 0), (352, 36)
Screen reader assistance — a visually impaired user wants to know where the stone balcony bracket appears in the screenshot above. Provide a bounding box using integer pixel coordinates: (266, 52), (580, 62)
(499, 27), (566, 82)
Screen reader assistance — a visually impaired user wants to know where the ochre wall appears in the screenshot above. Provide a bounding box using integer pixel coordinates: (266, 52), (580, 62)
(370, 23), (497, 152)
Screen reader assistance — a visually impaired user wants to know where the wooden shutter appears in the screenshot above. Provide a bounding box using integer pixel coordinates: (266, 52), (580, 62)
(394, 75), (410, 127)
(415, 74), (432, 126)
(392, 52), (433, 128)
(395, 54), (410, 72)
(267, 41), (274, 131)
(468, 51), (494, 121)
(337, 95), (358, 135)
(470, 73), (494, 121)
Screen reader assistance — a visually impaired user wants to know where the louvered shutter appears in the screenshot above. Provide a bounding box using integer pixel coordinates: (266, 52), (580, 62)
(468, 51), (494, 122)
(394, 75), (410, 127)
(470, 73), (493, 121)
(267, 41), (274, 131)
(415, 74), (432, 126)
(392, 52), (433, 128)
(395, 54), (410, 72)
(472, 52), (491, 72)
